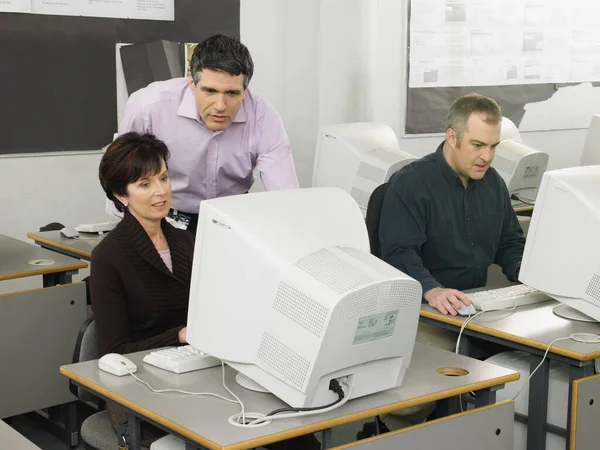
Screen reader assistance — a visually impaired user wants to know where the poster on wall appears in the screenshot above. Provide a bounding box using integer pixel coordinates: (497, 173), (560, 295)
(5, 0), (175, 20)
(409, 0), (600, 88)
(0, 0), (30, 13)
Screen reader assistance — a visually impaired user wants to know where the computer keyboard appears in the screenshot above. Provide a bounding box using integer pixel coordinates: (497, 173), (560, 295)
(467, 284), (552, 311)
(143, 345), (221, 374)
(75, 221), (119, 234)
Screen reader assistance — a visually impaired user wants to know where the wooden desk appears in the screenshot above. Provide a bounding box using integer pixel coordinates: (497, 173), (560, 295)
(27, 231), (103, 262)
(420, 301), (600, 450)
(0, 234), (87, 286)
(0, 420), (42, 449)
(61, 343), (519, 450)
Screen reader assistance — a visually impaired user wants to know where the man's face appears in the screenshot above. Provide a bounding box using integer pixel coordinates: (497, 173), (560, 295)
(447, 112), (501, 183)
(189, 69), (246, 132)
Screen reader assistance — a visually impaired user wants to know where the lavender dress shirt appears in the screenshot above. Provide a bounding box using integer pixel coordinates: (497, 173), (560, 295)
(118, 77), (299, 214)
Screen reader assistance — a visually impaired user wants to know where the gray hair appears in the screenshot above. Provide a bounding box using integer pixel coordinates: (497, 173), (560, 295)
(446, 93), (502, 144)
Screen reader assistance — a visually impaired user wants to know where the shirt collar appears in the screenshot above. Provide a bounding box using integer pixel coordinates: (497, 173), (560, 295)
(434, 141), (463, 187)
(177, 87), (247, 125)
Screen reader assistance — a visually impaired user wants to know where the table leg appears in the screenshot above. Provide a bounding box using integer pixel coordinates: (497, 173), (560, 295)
(566, 363), (595, 450)
(473, 387), (497, 408)
(42, 271), (73, 287)
(127, 413), (141, 450)
(436, 396), (460, 417)
(321, 428), (333, 449)
(526, 356), (550, 450)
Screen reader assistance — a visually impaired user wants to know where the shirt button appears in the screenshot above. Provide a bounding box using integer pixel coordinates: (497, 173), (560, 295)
(466, 216), (470, 221)
(470, 242), (474, 247)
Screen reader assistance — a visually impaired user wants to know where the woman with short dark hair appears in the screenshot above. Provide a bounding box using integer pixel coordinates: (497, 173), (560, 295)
(92, 132), (193, 441)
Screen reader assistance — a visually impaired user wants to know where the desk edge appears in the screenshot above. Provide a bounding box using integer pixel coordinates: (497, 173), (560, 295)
(27, 233), (93, 259)
(420, 310), (600, 361)
(60, 366), (519, 450)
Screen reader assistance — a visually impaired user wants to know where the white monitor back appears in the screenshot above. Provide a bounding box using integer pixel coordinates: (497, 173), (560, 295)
(582, 114), (600, 166)
(500, 117), (522, 142)
(519, 166), (600, 321)
(186, 188), (422, 407)
(492, 140), (549, 202)
(312, 123), (418, 216)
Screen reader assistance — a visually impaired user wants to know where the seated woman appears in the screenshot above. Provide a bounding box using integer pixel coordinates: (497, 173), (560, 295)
(93, 132), (319, 449)
(92, 132), (193, 441)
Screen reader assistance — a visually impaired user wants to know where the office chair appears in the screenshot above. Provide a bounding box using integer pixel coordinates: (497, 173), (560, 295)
(71, 317), (116, 450)
(365, 183), (388, 258)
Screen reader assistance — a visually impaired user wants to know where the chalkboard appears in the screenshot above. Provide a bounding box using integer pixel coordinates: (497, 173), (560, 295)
(0, 0), (239, 154)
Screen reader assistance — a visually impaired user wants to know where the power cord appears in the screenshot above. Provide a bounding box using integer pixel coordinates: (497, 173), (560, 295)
(262, 379), (346, 418)
(247, 380), (352, 426)
(127, 360), (247, 424)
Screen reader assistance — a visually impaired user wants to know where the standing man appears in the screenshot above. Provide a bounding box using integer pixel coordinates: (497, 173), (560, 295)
(380, 94), (525, 316)
(114, 34), (299, 234)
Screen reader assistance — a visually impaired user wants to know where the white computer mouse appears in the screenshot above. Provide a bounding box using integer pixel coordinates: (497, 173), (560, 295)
(98, 353), (137, 376)
(454, 303), (477, 316)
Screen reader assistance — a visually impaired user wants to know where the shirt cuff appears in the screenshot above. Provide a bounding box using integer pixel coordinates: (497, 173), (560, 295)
(420, 277), (443, 297)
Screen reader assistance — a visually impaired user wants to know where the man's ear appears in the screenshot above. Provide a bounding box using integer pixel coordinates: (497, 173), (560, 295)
(446, 128), (457, 148)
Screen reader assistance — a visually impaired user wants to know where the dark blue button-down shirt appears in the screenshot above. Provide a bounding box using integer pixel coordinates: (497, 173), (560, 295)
(379, 142), (525, 294)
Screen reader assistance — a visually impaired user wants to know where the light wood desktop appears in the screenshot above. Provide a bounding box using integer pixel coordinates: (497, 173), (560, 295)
(0, 420), (42, 449)
(61, 343), (519, 450)
(420, 300), (600, 450)
(0, 234), (87, 285)
(27, 230), (103, 262)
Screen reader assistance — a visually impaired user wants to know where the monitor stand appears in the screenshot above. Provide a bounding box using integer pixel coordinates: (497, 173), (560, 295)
(235, 373), (271, 393)
(552, 304), (598, 323)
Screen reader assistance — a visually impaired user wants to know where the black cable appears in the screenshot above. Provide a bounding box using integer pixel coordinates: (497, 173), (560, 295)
(511, 194), (535, 206)
(264, 379), (346, 417)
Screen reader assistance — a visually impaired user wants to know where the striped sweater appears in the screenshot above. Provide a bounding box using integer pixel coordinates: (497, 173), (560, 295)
(90, 211), (195, 356)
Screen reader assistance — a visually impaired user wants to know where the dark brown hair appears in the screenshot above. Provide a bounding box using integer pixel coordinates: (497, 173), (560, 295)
(446, 93), (502, 144)
(99, 132), (170, 212)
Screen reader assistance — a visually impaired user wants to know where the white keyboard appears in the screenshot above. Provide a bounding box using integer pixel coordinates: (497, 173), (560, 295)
(143, 345), (221, 374)
(75, 221), (119, 234)
(467, 284), (552, 311)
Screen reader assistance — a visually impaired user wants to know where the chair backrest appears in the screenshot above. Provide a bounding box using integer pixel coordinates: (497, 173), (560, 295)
(365, 183), (388, 258)
(70, 316), (100, 401)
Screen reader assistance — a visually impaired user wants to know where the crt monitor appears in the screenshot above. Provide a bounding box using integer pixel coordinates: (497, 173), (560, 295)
(312, 123), (418, 217)
(519, 166), (600, 322)
(186, 188), (422, 408)
(582, 114), (600, 166)
(500, 117), (522, 142)
(491, 140), (549, 203)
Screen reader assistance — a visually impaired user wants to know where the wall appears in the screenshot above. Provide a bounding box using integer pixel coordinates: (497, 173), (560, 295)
(0, 0), (591, 244)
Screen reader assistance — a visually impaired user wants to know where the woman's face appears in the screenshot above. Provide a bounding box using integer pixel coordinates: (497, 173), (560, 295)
(115, 160), (171, 223)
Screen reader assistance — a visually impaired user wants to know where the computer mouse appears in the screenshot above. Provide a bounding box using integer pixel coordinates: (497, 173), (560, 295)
(98, 353), (137, 376)
(454, 303), (477, 316)
(60, 227), (79, 239)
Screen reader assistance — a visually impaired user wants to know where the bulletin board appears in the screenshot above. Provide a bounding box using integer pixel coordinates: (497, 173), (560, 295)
(0, 0), (240, 154)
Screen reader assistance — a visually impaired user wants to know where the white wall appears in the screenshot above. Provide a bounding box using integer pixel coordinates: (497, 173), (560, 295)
(0, 0), (591, 247)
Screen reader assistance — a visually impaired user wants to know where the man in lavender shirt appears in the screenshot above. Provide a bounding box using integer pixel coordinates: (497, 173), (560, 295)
(114, 34), (299, 234)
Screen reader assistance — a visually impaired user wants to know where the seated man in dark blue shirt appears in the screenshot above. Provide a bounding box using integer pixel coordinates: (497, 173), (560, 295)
(379, 93), (525, 316)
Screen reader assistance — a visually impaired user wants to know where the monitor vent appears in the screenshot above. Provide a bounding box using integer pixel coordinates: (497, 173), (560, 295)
(585, 274), (600, 304)
(350, 186), (371, 208)
(273, 283), (329, 337)
(338, 246), (401, 278)
(257, 333), (310, 389)
(339, 281), (420, 321)
(357, 161), (385, 183)
(296, 249), (375, 294)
